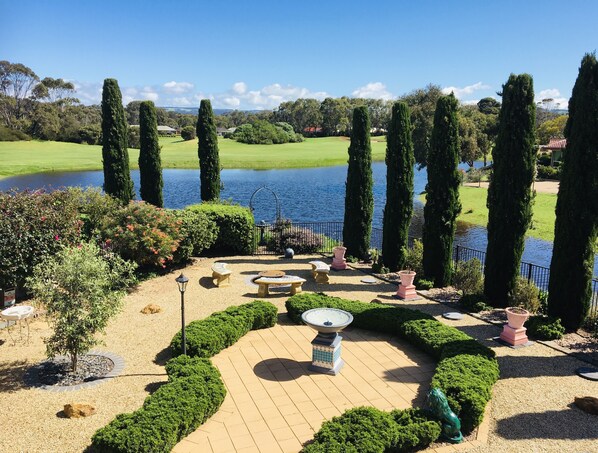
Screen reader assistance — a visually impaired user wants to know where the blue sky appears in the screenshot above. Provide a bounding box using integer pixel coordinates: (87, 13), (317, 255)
(2, 0), (596, 109)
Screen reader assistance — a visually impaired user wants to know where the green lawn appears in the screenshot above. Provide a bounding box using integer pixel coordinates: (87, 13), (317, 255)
(456, 186), (557, 242)
(0, 136), (388, 178)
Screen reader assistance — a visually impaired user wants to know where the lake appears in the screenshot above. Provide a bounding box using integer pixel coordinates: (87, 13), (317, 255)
(0, 162), (593, 273)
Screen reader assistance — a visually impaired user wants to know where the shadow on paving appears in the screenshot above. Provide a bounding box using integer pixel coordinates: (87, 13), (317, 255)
(496, 405), (598, 440)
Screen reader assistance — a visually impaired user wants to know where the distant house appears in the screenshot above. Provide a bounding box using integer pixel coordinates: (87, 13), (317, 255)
(216, 127), (229, 136)
(303, 126), (322, 135)
(546, 138), (566, 165)
(157, 125), (177, 135)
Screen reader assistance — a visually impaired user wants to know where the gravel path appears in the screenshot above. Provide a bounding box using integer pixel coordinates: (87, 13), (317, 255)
(1, 255), (596, 452)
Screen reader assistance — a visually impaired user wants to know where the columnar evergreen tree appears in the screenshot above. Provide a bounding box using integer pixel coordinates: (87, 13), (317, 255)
(382, 102), (414, 271)
(101, 78), (134, 203)
(548, 54), (598, 330)
(196, 99), (220, 201)
(342, 106), (374, 260)
(138, 101), (163, 207)
(422, 94), (461, 287)
(484, 74), (536, 307)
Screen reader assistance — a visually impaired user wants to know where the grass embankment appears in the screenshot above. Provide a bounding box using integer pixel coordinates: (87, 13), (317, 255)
(455, 186), (557, 242)
(0, 136), (388, 178)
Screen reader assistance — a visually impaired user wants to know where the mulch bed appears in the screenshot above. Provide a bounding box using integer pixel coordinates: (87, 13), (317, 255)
(27, 354), (114, 387)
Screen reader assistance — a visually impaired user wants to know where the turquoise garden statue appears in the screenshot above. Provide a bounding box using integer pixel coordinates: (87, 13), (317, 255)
(427, 388), (463, 443)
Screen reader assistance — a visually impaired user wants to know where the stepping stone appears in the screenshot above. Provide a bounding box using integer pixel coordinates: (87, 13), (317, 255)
(576, 367), (598, 381)
(361, 277), (378, 284)
(442, 312), (464, 320)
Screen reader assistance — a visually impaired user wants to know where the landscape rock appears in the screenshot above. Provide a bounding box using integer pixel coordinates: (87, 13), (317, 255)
(574, 396), (598, 415)
(141, 304), (162, 314)
(63, 403), (96, 418)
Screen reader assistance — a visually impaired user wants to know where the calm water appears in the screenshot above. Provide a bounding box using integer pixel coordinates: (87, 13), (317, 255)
(1, 162), (593, 272)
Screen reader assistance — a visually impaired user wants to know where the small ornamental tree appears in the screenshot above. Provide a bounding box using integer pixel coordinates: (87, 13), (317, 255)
(196, 99), (221, 201)
(423, 94), (461, 287)
(27, 243), (136, 371)
(548, 54), (598, 330)
(342, 106), (374, 260)
(382, 101), (414, 271)
(484, 74), (536, 307)
(138, 101), (163, 207)
(101, 78), (134, 203)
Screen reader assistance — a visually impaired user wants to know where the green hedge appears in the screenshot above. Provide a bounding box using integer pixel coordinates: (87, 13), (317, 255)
(169, 209), (218, 263)
(302, 407), (441, 453)
(286, 293), (499, 437)
(92, 301), (277, 452)
(186, 202), (254, 255)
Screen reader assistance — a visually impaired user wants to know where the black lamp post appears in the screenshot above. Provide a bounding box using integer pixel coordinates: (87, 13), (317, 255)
(175, 273), (189, 355)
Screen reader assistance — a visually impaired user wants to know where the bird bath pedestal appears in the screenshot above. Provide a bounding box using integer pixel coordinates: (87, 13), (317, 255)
(301, 308), (354, 375)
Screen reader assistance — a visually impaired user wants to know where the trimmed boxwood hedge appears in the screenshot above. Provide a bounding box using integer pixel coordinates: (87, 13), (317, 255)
(186, 202), (254, 255)
(91, 301), (277, 452)
(286, 293), (499, 438)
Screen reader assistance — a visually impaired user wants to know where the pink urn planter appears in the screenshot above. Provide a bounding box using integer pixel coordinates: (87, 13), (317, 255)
(331, 246), (348, 270)
(396, 270), (419, 300)
(499, 307), (530, 346)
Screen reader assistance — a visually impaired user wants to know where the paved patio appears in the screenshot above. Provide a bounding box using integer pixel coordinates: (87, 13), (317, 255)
(173, 319), (436, 453)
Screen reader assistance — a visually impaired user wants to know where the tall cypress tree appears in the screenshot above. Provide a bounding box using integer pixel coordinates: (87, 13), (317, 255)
(138, 101), (163, 207)
(382, 101), (414, 271)
(548, 54), (598, 330)
(422, 94), (461, 287)
(484, 74), (536, 307)
(101, 78), (133, 203)
(196, 99), (220, 201)
(342, 106), (374, 260)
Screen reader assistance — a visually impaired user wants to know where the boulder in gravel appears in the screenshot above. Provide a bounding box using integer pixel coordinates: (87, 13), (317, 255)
(574, 396), (598, 415)
(141, 304), (162, 314)
(63, 403), (96, 418)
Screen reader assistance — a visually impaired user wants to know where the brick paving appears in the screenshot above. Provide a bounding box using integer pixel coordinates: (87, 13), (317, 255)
(173, 318), (436, 453)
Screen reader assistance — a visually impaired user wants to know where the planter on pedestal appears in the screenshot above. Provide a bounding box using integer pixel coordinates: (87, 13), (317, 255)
(396, 270), (419, 300)
(499, 307), (530, 346)
(331, 246), (347, 270)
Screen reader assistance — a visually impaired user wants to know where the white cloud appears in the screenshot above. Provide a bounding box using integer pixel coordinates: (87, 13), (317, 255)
(222, 96), (241, 107)
(172, 96), (193, 106)
(351, 82), (394, 100)
(536, 88), (568, 110)
(442, 82), (490, 99)
(140, 91), (159, 102)
(232, 82), (247, 95)
(163, 81), (194, 94)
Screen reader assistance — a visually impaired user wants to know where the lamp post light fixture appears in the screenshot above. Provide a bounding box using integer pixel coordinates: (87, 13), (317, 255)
(175, 273), (189, 355)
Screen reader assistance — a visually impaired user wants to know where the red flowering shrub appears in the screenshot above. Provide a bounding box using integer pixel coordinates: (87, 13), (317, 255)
(0, 189), (82, 289)
(100, 202), (181, 268)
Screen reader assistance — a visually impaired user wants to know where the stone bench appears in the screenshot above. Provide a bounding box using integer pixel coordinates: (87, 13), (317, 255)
(211, 262), (232, 287)
(308, 260), (330, 284)
(254, 275), (306, 298)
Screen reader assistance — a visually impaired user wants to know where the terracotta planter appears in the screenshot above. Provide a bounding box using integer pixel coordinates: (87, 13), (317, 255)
(505, 307), (530, 329)
(398, 270), (416, 287)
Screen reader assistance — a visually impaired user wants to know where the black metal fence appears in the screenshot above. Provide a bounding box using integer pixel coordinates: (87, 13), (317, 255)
(252, 220), (598, 321)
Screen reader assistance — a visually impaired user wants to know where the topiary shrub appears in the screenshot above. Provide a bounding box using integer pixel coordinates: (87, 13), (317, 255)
(169, 209), (218, 263)
(452, 258), (483, 295)
(186, 202), (254, 255)
(286, 293), (498, 435)
(526, 315), (565, 340)
(92, 301), (278, 452)
(390, 408), (442, 451)
(180, 125), (196, 141)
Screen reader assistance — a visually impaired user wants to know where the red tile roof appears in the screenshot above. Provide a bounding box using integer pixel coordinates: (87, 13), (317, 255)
(546, 138), (567, 149)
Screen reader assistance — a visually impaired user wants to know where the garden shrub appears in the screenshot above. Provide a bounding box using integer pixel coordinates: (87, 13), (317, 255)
(232, 120), (303, 144)
(63, 187), (122, 239)
(286, 293), (498, 435)
(180, 125), (196, 140)
(169, 209), (218, 263)
(0, 125), (31, 141)
(526, 315), (565, 340)
(415, 278), (433, 290)
(390, 408), (442, 451)
(100, 201), (181, 268)
(186, 202), (254, 255)
(452, 258), (483, 295)
(170, 301), (278, 357)
(0, 189), (82, 289)
(266, 218), (325, 254)
(459, 293), (491, 313)
(508, 277), (541, 313)
(536, 164), (560, 180)
(404, 240), (424, 277)
(92, 301), (277, 452)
